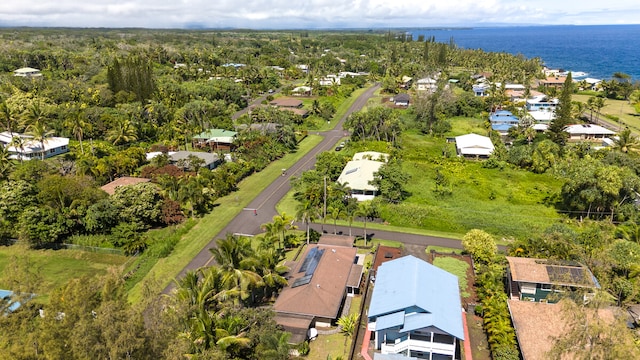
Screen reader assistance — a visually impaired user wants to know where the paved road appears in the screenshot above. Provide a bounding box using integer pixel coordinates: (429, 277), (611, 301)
(164, 82), (475, 292)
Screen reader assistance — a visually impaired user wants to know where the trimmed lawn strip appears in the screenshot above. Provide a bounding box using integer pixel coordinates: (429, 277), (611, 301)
(127, 135), (324, 303)
(433, 257), (471, 298)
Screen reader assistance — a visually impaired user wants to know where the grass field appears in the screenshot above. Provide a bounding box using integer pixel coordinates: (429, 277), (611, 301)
(278, 115), (564, 241)
(0, 245), (128, 303)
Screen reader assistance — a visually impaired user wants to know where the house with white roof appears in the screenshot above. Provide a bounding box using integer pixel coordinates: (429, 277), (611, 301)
(564, 124), (615, 142)
(337, 152), (389, 201)
(0, 132), (69, 160)
(455, 134), (494, 158)
(13, 67), (42, 78)
(528, 109), (555, 124)
(526, 95), (558, 112)
(319, 74), (340, 86)
(582, 78), (602, 91)
(367, 255), (464, 360)
(416, 77), (438, 93)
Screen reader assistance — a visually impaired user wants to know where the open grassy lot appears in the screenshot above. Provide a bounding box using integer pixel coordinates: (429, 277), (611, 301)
(279, 115), (564, 241)
(0, 245), (128, 303)
(385, 131), (563, 239)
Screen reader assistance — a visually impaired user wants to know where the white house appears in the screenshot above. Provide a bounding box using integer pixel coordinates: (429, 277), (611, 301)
(528, 109), (556, 124)
(526, 95), (559, 111)
(13, 67), (42, 78)
(0, 132), (69, 160)
(582, 78), (602, 91)
(472, 83), (490, 97)
(416, 77), (438, 93)
(337, 152), (389, 201)
(455, 134), (494, 158)
(318, 74), (340, 86)
(564, 124), (615, 142)
(368, 255), (464, 360)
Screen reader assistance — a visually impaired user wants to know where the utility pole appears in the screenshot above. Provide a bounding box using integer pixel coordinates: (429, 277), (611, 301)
(322, 176), (327, 233)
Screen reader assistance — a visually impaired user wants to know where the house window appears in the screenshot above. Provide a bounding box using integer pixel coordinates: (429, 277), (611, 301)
(50, 149), (56, 154)
(433, 333), (453, 344)
(541, 284), (552, 291)
(61, 145), (67, 150)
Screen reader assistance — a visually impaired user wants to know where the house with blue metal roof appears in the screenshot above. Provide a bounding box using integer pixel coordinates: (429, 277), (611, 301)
(489, 110), (520, 135)
(367, 255), (464, 359)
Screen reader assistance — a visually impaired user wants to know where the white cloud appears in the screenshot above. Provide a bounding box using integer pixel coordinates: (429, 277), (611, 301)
(0, 0), (638, 28)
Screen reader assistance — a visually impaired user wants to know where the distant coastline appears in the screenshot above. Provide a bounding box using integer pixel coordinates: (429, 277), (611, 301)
(403, 24), (640, 81)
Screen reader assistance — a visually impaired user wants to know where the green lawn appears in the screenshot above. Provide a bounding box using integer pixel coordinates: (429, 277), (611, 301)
(574, 94), (640, 133)
(307, 296), (362, 360)
(433, 257), (471, 298)
(279, 114), (564, 241)
(0, 245), (128, 303)
(127, 135), (324, 303)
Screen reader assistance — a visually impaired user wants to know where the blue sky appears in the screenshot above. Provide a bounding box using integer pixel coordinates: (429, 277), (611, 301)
(1, 0), (638, 29)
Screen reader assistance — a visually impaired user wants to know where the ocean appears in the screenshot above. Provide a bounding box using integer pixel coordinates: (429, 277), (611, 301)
(405, 25), (640, 81)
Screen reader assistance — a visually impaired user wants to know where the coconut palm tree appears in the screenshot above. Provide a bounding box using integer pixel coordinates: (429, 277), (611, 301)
(269, 213), (297, 249)
(327, 205), (345, 235)
(0, 145), (13, 180)
(355, 201), (372, 246)
(8, 135), (25, 163)
(613, 128), (639, 153)
(0, 101), (19, 134)
(25, 121), (54, 160)
(65, 108), (90, 154)
(107, 117), (138, 146)
(296, 200), (319, 245)
(209, 235), (262, 304)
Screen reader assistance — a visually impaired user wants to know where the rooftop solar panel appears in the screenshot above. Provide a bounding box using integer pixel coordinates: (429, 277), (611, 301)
(546, 265), (589, 285)
(291, 274), (313, 288)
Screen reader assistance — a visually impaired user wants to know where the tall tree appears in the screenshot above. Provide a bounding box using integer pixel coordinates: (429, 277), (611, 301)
(25, 121), (54, 160)
(0, 101), (19, 134)
(547, 73), (573, 146)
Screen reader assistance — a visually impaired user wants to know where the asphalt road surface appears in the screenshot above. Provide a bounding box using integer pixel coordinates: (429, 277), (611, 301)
(164, 83), (472, 293)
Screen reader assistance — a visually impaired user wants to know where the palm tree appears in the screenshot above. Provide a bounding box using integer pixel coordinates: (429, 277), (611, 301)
(355, 202), (372, 246)
(107, 117), (138, 146)
(25, 121), (54, 160)
(613, 128), (639, 153)
(22, 101), (48, 129)
(327, 205), (345, 235)
(296, 200), (318, 245)
(587, 96), (606, 124)
(209, 235), (262, 304)
(0, 101), (19, 134)
(174, 267), (227, 353)
(8, 135), (25, 163)
(269, 213), (297, 249)
(254, 247), (289, 300)
(0, 145), (13, 180)
(65, 108), (90, 154)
